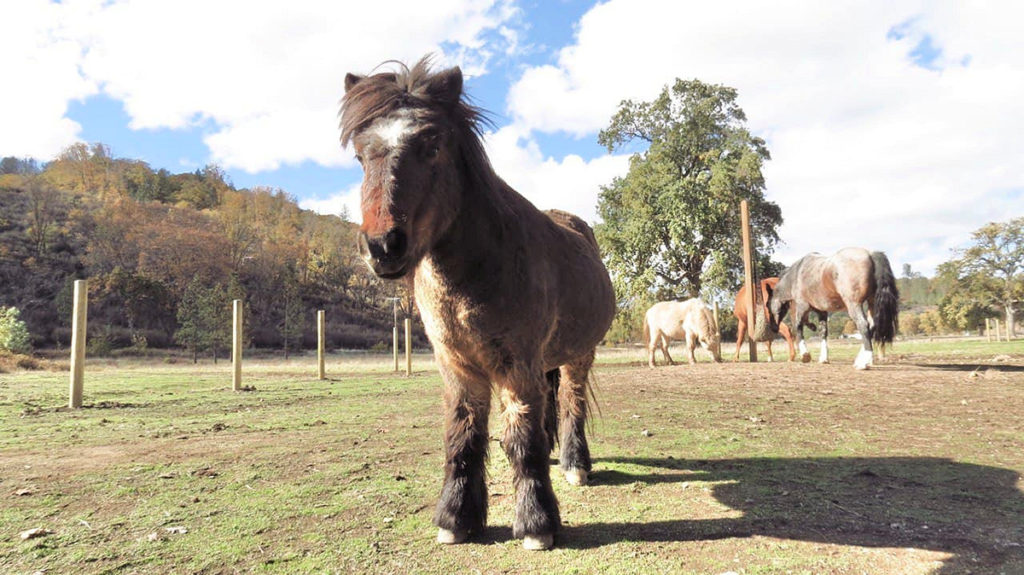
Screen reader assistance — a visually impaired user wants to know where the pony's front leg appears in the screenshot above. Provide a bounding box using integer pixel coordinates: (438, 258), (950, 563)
(685, 331), (698, 364)
(779, 321), (796, 361)
(434, 364), (491, 544)
(765, 339), (774, 362)
(793, 303), (812, 363)
(818, 311), (830, 364)
(499, 378), (559, 550)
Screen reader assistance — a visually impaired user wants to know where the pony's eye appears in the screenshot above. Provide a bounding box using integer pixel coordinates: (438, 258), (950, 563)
(354, 154), (364, 165)
(423, 144), (439, 159)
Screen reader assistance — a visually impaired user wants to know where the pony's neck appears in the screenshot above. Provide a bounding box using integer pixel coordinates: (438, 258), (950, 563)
(422, 152), (514, 285)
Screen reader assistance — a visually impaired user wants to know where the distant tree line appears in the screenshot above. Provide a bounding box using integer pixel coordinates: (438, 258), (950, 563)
(0, 143), (425, 358)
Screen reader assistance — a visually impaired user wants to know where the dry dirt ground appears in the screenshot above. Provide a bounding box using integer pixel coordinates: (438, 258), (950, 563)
(2, 346), (1023, 574)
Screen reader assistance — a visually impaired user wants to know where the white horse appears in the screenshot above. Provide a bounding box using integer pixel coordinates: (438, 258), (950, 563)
(643, 299), (722, 367)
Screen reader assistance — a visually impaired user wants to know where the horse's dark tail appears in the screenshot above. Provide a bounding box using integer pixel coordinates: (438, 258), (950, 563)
(545, 369), (560, 451)
(870, 251), (900, 348)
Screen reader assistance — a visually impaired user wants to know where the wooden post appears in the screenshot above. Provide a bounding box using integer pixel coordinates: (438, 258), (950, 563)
(232, 299), (242, 391)
(404, 318), (412, 376)
(317, 310), (326, 380)
(740, 200), (758, 362)
(712, 301), (721, 342)
(994, 319), (1002, 343)
(985, 318), (991, 342)
(393, 326), (399, 372)
(68, 279), (87, 409)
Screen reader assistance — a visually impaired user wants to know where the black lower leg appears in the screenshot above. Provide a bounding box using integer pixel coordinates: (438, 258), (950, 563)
(503, 397), (559, 539)
(433, 386), (490, 536)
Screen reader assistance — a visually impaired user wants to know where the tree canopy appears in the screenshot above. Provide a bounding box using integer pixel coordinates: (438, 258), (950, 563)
(595, 78), (783, 303)
(937, 217), (1023, 335)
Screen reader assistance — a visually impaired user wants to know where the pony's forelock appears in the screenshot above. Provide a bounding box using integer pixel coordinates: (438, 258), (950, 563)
(339, 56), (493, 148)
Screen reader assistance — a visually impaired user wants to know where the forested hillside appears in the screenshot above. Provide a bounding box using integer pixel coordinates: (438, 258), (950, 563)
(0, 144), (422, 355)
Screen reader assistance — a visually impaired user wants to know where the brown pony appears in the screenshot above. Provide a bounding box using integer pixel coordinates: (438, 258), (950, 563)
(733, 277), (795, 362)
(766, 248), (899, 370)
(340, 58), (615, 550)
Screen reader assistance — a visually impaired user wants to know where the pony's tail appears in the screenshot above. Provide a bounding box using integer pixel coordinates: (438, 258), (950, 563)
(870, 251), (900, 348)
(641, 314), (650, 347)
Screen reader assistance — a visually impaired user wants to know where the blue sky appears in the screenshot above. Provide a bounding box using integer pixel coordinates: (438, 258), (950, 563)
(4, 0), (1023, 277)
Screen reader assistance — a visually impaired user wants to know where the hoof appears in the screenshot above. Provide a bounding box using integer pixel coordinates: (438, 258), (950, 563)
(854, 362), (871, 371)
(564, 468), (588, 486)
(801, 353), (812, 363)
(436, 528), (468, 545)
(819, 359), (830, 364)
(523, 533), (554, 551)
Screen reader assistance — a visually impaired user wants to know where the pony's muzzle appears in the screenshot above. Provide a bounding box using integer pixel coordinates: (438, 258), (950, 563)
(357, 228), (409, 279)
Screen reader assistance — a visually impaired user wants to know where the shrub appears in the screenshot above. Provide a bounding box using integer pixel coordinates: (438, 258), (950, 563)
(0, 306), (31, 354)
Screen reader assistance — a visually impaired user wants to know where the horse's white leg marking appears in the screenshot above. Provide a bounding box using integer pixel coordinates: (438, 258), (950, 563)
(437, 528), (468, 544)
(564, 468), (588, 486)
(798, 339), (811, 362)
(523, 533), (554, 551)
(854, 348), (874, 370)
(819, 338), (829, 364)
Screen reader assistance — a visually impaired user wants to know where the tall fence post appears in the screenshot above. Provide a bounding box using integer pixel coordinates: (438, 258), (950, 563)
(232, 299), (242, 391)
(405, 318), (412, 376)
(995, 319), (1002, 343)
(740, 200), (758, 362)
(985, 318), (992, 342)
(317, 310), (326, 380)
(68, 279), (87, 409)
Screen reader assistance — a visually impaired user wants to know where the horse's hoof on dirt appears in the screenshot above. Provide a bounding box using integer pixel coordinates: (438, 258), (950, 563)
(854, 363), (871, 371)
(436, 528), (468, 545)
(819, 359), (830, 365)
(801, 353), (812, 363)
(564, 468), (588, 486)
(522, 533), (554, 550)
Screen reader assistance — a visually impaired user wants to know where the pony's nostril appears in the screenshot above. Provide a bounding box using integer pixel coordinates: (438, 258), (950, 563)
(382, 229), (407, 258)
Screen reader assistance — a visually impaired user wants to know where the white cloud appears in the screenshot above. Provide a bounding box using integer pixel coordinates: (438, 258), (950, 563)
(2, 0), (518, 170)
(0, 0), (97, 159)
(299, 182), (362, 222)
(483, 126), (629, 224)
(504, 0), (1024, 274)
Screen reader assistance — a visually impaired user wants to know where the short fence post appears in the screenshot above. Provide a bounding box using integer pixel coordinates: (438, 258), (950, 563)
(317, 310), (326, 380)
(405, 318), (412, 376)
(985, 318), (991, 342)
(995, 319), (1002, 343)
(68, 279), (87, 409)
(232, 299), (242, 391)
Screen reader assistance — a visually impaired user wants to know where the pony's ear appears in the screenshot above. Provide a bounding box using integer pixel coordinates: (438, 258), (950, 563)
(344, 73), (364, 93)
(426, 66), (463, 106)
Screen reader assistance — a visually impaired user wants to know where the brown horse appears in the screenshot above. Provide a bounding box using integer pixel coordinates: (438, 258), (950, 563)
(766, 248), (899, 370)
(643, 299), (722, 366)
(340, 57), (615, 550)
(733, 277), (795, 362)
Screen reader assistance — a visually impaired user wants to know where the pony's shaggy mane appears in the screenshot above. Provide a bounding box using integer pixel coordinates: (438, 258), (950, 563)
(339, 56), (493, 149)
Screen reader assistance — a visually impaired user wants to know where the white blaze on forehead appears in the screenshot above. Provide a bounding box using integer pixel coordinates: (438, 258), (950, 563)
(370, 114), (416, 149)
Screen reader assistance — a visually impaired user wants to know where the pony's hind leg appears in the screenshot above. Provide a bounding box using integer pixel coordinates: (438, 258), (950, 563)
(734, 318), (746, 361)
(434, 364), (492, 544)
(847, 303), (874, 370)
(765, 339), (774, 362)
(659, 334), (675, 365)
(557, 351), (595, 487)
(499, 372), (560, 550)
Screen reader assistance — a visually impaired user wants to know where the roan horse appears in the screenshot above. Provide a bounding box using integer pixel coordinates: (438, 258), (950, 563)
(766, 248), (899, 370)
(733, 277), (796, 362)
(340, 58), (615, 550)
(643, 299), (722, 367)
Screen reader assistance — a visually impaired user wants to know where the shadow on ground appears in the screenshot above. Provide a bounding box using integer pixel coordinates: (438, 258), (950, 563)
(569, 456), (1024, 574)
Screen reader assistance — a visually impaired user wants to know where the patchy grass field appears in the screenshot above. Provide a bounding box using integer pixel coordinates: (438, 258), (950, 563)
(1, 340), (1022, 574)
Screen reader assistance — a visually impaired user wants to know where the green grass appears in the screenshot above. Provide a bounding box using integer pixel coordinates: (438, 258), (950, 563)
(1, 343), (1022, 574)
